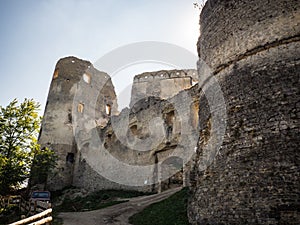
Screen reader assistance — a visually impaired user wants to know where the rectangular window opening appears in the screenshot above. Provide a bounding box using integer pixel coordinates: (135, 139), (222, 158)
(106, 104), (111, 115)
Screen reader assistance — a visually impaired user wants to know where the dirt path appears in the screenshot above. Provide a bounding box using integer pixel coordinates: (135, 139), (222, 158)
(59, 187), (181, 225)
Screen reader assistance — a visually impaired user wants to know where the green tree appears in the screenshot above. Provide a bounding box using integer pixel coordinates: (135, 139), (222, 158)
(29, 146), (56, 187)
(0, 99), (55, 195)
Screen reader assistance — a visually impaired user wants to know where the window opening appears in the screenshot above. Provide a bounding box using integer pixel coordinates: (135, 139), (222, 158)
(78, 103), (84, 113)
(130, 125), (138, 135)
(83, 73), (91, 84)
(105, 104), (111, 115)
(66, 153), (75, 163)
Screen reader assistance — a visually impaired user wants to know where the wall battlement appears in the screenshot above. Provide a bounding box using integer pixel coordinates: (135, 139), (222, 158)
(133, 69), (198, 82)
(130, 69), (198, 107)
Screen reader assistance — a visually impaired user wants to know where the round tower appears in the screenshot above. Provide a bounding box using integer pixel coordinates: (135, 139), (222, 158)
(37, 56), (117, 191)
(189, 0), (300, 224)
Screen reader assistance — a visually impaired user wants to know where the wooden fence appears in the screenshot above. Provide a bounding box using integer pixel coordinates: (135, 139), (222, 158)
(9, 208), (52, 225)
(0, 195), (52, 225)
(0, 195), (21, 209)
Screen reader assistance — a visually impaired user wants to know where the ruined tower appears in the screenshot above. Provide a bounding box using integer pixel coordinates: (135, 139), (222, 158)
(37, 56), (117, 191)
(189, 0), (300, 224)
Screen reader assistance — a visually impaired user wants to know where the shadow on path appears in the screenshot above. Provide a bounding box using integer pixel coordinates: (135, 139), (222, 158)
(59, 187), (182, 225)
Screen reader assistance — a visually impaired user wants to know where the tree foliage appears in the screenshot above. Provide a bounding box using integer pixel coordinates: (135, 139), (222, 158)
(0, 99), (55, 195)
(30, 146), (57, 187)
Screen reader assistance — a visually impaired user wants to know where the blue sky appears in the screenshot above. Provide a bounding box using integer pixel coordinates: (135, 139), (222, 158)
(0, 0), (201, 112)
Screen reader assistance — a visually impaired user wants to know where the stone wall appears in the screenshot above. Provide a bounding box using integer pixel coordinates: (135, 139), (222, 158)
(189, 0), (300, 224)
(130, 69), (198, 107)
(72, 83), (200, 193)
(37, 57), (199, 193)
(36, 56), (118, 191)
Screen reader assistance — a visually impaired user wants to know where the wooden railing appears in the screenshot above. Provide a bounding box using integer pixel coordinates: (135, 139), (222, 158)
(0, 195), (52, 225)
(9, 208), (52, 225)
(0, 195), (21, 208)
(20, 198), (52, 216)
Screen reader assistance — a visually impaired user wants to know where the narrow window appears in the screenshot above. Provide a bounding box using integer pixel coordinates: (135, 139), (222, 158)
(191, 101), (199, 129)
(68, 113), (72, 123)
(165, 110), (175, 140)
(66, 153), (75, 163)
(105, 104), (111, 115)
(166, 126), (173, 140)
(166, 111), (175, 125)
(83, 73), (91, 84)
(78, 103), (84, 113)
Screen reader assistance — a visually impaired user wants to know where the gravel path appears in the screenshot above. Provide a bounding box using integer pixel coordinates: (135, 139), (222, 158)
(59, 187), (181, 225)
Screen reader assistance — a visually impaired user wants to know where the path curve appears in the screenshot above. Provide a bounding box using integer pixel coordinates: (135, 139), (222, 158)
(59, 187), (181, 225)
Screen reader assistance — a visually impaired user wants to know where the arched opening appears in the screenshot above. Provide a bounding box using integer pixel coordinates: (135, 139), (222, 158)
(160, 156), (183, 192)
(78, 103), (84, 113)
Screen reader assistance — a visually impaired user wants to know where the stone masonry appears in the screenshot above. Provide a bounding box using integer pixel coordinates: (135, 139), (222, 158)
(36, 57), (118, 190)
(32, 1), (300, 223)
(188, 0), (300, 224)
(34, 56), (199, 193)
(130, 69), (198, 107)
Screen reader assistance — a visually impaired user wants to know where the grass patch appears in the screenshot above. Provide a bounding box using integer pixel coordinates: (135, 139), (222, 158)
(51, 188), (155, 224)
(54, 189), (152, 213)
(129, 188), (190, 225)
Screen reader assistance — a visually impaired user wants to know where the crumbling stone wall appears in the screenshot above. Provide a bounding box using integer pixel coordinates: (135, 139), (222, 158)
(130, 69), (198, 107)
(38, 58), (199, 192)
(37, 56), (118, 191)
(188, 0), (300, 224)
(72, 82), (199, 193)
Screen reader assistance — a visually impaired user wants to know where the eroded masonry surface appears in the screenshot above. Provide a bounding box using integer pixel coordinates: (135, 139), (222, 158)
(32, 0), (299, 224)
(189, 0), (300, 224)
(33, 56), (199, 193)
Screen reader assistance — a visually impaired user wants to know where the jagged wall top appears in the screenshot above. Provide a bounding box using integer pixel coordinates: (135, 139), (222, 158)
(130, 69), (198, 107)
(133, 69), (198, 83)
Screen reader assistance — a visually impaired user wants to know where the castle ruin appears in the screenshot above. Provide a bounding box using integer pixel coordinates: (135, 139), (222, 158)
(33, 0), (300, 224)
(36, 56), (199, 193)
